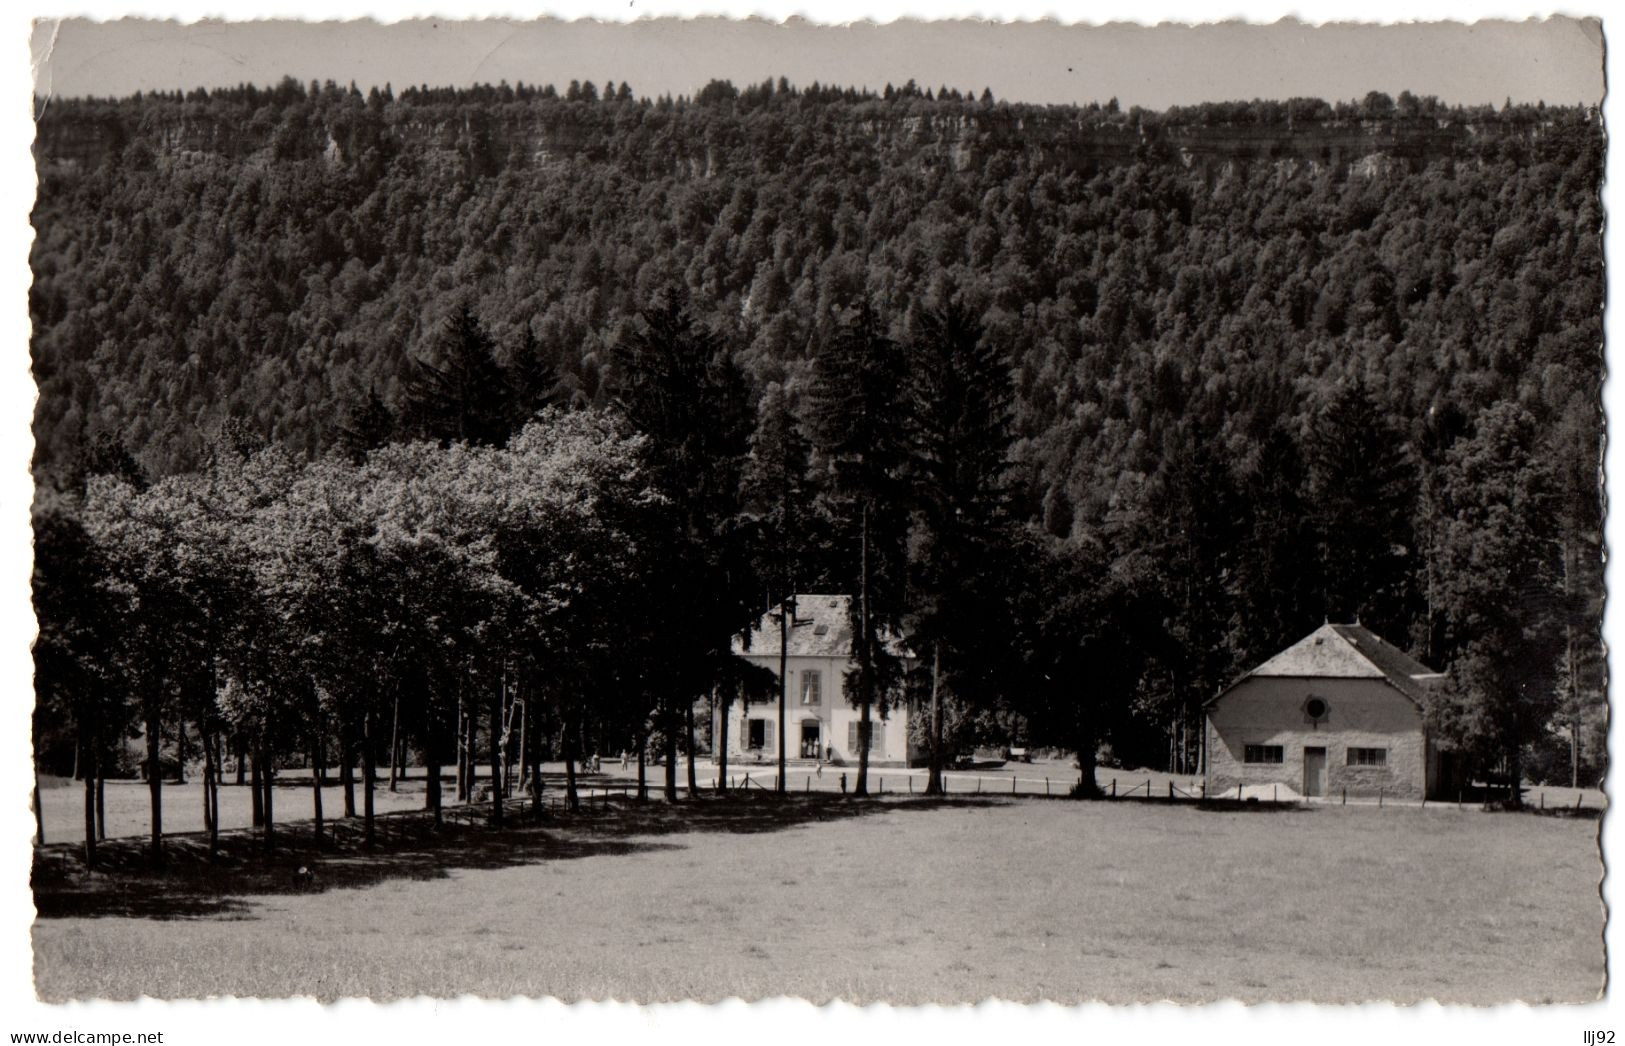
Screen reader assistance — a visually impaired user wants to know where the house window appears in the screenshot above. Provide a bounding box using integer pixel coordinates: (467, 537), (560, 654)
(800, 670), (822, 706)
(1243, 744), (1284, 764)
(748, 719), (771, 750)
(847, 721), (885, 757)
(1347, 747), (1387, 767)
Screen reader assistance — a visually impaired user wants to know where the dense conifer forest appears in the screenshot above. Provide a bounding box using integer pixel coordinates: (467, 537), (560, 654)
(29, 79), (1605, 854)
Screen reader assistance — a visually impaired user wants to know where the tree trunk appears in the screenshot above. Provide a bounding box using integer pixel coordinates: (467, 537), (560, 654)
(95, 749), (106, 842)
(664, 698), (679, 801)
(201, 729), (214, 839)
(524, 697), (542, 814)
(1073, 708), (1101, 798)
(515, 699), (527, 804)
(455, 690), (467, 801)
(310, 737), (324, 845)
(261, 747), (275, 854)
(925, 645), (944, 795)
(426, 714), (443, 827)
(686, 694), (699, 795)
(563, 709), (580, 813)
(856, 502), (872, 796)
(339, 717), (356, 817)
(636, 731), (648, 802)
(388, 695), (400, 792)
(175, 720), (189, 785)
(362, 712), (377, 848)
(1572, 716), (1581, 790)
(251, 749), (264, 827)
(235, 734), (247, 786)
(208, 730), (221, 851)
(1507, 739), (1523, 809)
(716, 694), (730, 791)
(33, 758), (44, 846)
(778, 598), (790, 792)
(81, 738), (97, 869)
(489, 689), (504, 826)
(465, 699), (479, 801)
(146, 711), (163, 865)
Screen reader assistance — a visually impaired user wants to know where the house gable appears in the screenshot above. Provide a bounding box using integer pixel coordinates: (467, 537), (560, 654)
(1208, 623), (1441, 712)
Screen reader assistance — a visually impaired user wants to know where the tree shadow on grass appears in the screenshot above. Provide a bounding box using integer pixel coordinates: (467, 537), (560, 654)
(32, 790), (980, 922)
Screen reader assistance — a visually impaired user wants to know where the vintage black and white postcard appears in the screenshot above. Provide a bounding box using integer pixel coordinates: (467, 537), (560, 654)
(9, 3), (1615, 1042)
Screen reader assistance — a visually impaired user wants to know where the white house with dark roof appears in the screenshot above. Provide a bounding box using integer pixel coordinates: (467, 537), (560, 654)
(1204, 623), (1452, 800)
(721, 594), (924, 768)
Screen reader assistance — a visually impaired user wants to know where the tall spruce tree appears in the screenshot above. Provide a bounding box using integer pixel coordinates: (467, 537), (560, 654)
(612, 293), (755, 800)
(1305, 381), (1419, 637)
(808, 302), (909, 796)
(740, 381), (823, 790)
(902, 296), (1018, 795)
(399, 302), (513, 446)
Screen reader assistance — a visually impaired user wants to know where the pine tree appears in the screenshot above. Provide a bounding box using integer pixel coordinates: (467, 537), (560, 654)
(902, 296), (1018, 794)
(612, 292), (755, 800)
(740, 381), (823, 790)
(398, 303), (513, 446)
(336, 386), (394, 461)
(807, 302), (910, 796)
(1305, 381), (1419, 636)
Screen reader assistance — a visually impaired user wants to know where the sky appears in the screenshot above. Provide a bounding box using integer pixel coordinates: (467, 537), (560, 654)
(31, 15), (1605, 109)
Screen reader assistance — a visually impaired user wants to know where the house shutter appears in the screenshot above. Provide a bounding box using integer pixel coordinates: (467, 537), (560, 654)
(764, 720), (775, 751)
(869, 722), (885, 758)
(845, 721), (882, 755)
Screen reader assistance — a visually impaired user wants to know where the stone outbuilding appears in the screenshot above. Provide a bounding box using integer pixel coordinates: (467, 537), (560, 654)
(1204, 623), (1451, 801)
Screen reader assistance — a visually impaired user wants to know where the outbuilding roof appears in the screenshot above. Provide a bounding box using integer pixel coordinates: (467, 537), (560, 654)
(731, 594), (909, 659)
(1209, 622), (1444, 709)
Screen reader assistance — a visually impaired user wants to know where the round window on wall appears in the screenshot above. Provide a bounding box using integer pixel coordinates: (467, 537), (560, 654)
(1304, 696), (1329, 721)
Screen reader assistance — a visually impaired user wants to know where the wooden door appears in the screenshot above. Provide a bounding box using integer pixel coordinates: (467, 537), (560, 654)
(1303, 747), (1327, 797)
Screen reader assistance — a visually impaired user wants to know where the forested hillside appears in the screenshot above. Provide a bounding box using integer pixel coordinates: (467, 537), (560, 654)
(29, 79), (1605, 787)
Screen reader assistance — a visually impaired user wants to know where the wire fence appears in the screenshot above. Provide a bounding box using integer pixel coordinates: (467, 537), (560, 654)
(34, 764), (1602, 867)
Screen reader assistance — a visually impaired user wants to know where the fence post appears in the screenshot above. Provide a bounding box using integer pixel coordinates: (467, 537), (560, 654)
(744, 773), (750, 789)
(1272, 784), (1277, 803)
(1341, 786), (1346, 806)
(975, 777), (981, 794)
(1045, 777), (1050, 796)
(1167, 781), (1173, 800)
(1110, 779), (1116, 798)
(806, 776), (810, 793)
(908, 776), (913, 794)
(1540, 791), (1545, 811)
(879, 777), (884, 794)
(1013, 776), (1019, 796)
(1146, 777), (1151, 798)
(1576, 793), (1583, 812)
(1378, 786), (1384, 808)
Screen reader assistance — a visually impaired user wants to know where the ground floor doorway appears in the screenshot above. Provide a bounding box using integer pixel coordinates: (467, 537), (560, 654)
(800, 721), (821, 759)
(1304, 746), (1327, 797)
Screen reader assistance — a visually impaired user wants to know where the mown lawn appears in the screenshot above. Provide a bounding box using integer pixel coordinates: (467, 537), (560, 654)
(32, 794), (1602, 1004)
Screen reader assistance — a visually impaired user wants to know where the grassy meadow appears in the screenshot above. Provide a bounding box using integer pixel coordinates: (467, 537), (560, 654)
(31, 792), (1602, 1004)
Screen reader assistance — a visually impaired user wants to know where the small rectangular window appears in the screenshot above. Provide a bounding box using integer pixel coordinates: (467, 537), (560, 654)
(1244, 744), (1284, 764)
(1347, 747), (1388, 766)
(748, 719), (767, 750)
(800, 670), (821, 705)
